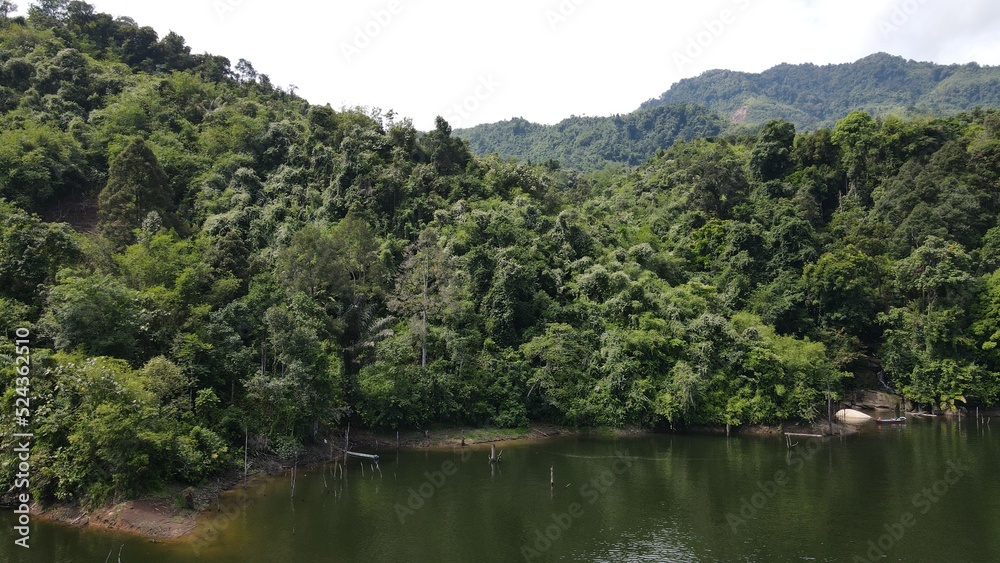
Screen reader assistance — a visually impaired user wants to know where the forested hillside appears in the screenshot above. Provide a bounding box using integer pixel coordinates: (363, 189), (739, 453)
(456, 103), (726, 171)
(2, 3), (1000, 509)
(459, 53), (1000, 172)
(643, 53), (1000, 130)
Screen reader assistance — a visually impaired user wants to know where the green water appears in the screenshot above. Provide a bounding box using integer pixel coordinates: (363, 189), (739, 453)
(2, 418), (998, 562)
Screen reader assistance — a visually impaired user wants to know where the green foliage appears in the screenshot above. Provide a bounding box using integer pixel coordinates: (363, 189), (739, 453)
(522, 323), (594, 423)
(456, 104), (726, 172)
(0, 120), (91, 211)
(643, 53), (1000, 130)
(803, 246), (881, 341)
(0, 200), (79, 304)
(12, 353), (228, 505)
(462, 54), (1000, 173)
(356, 337), (430, 429)
(176, 425), (229, 483)
(98, 137), (172, 245)
(750, 119), (796, 181)
(115, 230), (199, 289)
(4, 1), (1000, 509)
(42, 272), (157, 364)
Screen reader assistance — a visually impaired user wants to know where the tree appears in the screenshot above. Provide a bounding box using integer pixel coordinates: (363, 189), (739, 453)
(157, 31), (192, 71)
(115, 230), (198, 289)
(970, 270), (1000, 404)
(481, 248), (543, 347)
(0, 122), (91, 211)
(275, 225), (341, 300)
(803, 246), (881, 341)
(522, 323), (594, 422)
(390, 228), (462, 367)
(42, 273), (154, 364)
(0, 1), (17, 19)
(831, 111), (879, 202)
(750, 119), (796, 181)
(594, 317), (678, 426)
(28, 0), (68, 24)
(679, 142), (749, 218)
(244, 293), (345, 438)
(31, 354), (161, 504)
(274, 216), (384, 309)
(140, 356), (188, 416)
(894, 236), (976, 335)
(98, 138), (172, 246)
(422, 116), (471, 175)
(879, 237), (979, 410)
(235, 58), (257, 83)
(0, 201), (79, 304)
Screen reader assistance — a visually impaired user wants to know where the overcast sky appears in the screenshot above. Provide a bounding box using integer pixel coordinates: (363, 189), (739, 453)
(45, 0), (1000, 130)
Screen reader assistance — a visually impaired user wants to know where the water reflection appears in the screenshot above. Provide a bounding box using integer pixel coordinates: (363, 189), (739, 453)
(590, 527), (698, 563)
(2, 419), (998, 562)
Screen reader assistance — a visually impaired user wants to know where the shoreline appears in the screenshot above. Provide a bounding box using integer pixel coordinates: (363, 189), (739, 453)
(28, 424), (587, 542)
(23, 417), (873, 542)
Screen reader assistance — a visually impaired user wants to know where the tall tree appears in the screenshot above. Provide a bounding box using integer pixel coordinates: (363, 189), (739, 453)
(390, 228), (459, 367)
(831, 111), (880, 203)
(423, 116), (471, 175)
(750, 119), (796, 181)
(98, 138), (172, 246)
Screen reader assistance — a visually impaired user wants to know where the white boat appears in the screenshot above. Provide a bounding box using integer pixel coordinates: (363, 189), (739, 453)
(835, 408), (872, 423)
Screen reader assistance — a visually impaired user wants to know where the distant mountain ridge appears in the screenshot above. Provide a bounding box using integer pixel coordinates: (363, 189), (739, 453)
(455, 103), (726, 171)
(643, 53), (1000, 129)
(456, 53), (1000, 171)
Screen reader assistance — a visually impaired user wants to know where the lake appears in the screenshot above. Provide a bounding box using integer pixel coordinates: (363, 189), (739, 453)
(2, 417), (998, 562)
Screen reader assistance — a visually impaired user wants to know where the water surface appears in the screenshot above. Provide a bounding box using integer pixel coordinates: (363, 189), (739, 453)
(2, 418), (997, 562)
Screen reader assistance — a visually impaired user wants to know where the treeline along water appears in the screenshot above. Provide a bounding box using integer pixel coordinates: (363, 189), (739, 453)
(6, 2), (1000, 511)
